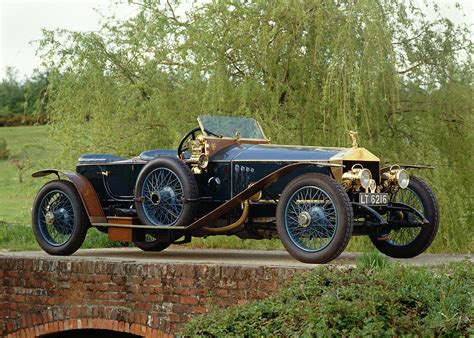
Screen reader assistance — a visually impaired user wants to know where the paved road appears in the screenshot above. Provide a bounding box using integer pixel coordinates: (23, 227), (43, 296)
(1, 248), (471, 268)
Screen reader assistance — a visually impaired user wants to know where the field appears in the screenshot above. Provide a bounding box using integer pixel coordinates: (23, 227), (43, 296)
(0, 126), (54, 224)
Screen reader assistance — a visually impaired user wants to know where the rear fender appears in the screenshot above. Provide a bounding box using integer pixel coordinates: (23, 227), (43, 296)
(32, 169), (107, 223)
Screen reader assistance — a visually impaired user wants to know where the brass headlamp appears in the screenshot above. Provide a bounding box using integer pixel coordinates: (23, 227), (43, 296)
(342, 164), (372, 191)
(189, 135), (209, 174)
(381, 165), (410, 191)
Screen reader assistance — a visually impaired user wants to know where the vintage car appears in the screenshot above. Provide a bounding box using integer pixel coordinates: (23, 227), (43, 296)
(31, 115), (439, 263)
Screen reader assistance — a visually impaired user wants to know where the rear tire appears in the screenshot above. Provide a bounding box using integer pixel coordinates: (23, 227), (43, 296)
(276, 173), (353, 264)
(134, 234), (171, 252)
(370, 176), (439, 258)
(32, 180), (89, 255)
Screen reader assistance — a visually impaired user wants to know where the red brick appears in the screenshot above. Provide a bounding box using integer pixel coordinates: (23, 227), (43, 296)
(180, 296), (198, 305)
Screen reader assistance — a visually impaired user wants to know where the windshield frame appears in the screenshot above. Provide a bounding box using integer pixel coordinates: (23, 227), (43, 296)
(197, 115), (268, 141)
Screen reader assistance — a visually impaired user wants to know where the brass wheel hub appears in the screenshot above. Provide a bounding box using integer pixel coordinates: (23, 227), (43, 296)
(298, 211), (312, 228)
(45, 211), (55, 226)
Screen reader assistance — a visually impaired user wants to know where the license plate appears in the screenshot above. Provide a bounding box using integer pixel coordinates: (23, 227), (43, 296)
(359, 193), (388, 206)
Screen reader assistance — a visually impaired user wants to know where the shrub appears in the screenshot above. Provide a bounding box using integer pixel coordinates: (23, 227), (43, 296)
(0, 138), (9, 160)
(182, 262), (473, 336)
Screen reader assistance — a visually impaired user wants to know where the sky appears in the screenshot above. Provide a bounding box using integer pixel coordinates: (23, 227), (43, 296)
(0, 0), (472, 80)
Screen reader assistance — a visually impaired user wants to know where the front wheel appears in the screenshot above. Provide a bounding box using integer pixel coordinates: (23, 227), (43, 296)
(276, 173), (353, 264)
(32, 180), (89, 255)
(370, 176), (440, 258)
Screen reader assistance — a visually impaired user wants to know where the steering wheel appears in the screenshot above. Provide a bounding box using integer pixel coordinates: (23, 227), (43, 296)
(177, 127), (223, 158)
(177, 127), (200, 158)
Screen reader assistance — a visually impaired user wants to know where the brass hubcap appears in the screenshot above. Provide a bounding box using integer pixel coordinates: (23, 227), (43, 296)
(45, 211), (55, 226)
(298, 211), (311, 228)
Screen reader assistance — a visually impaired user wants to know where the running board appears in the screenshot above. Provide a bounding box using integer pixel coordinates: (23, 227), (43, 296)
(92, 222), (188, 230)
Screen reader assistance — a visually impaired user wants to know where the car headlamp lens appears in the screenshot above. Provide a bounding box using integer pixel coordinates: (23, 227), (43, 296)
(359, 169), (372, 189)
(396, 169), (409, 189)
(198, 154), (209, 169)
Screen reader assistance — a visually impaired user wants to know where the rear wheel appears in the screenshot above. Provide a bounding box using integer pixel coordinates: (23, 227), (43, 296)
(134, 233), (171, 252)
(276, 173), (353, 264)
(32, 180), (89, 255)
(370, 176), (439, 258)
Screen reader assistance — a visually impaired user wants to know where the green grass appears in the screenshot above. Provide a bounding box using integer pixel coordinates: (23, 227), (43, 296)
(0, 223), (128, 251)
(0, 125), (56, 224)
(182, 257), (474, 336)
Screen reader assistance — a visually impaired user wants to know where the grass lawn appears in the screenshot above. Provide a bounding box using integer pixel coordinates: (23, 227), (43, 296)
(0, 125), (56, 225)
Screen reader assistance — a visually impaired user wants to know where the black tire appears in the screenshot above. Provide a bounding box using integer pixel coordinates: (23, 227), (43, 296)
(134, 234), (171, 252)
(370, 176), (440, 258)
(32, 180), (89, 255)
(135, 157), (198, 227)
(276, 173), (353, 264)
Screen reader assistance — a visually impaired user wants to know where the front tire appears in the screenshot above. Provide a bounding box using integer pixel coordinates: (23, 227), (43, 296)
(370, 176), (440, 258)
(276, 173), (353, 264)
(32, 180), (89, 255)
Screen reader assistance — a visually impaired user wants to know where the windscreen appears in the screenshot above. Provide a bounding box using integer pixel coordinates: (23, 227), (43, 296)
(198, 115), (266, 140)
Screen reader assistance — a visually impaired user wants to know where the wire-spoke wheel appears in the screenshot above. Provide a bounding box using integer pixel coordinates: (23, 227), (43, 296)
(277, 173), (353, 264)
(386, 188), (423, 246)
(142, 167), (185, 226)
(135, 157), (198, 229)
(32, 180), (88, 255)
(285, 186), (338, 252)
(370, 176), (440, 258)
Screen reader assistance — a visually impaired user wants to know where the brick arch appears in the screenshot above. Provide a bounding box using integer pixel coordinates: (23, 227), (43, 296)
(6, 318), (167, 338)
(1, 256), (302, 336)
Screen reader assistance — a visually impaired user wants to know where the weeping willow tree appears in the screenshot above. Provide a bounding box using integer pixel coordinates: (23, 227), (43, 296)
(38, 0), (472, 252)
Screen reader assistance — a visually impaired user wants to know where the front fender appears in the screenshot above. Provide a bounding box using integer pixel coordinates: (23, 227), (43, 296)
(32, 169), (107, 223)
(380, 164), (434, 172)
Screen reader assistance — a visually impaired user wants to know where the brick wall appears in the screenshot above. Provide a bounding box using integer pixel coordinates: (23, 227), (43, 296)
(0, 256), (311, 337)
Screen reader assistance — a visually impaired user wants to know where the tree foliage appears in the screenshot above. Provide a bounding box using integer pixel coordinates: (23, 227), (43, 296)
(0, 67), (49, 121)
(38, 0), (473, 252)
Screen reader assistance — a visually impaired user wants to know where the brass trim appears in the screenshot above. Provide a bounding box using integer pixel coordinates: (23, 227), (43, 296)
(202, 200), (250, 233)
(349, 130), (358, 149)
(330, 147), (380, 162)
(329, 147), (380, 182)
(211, 159), (344, 166)
(262, 144), (344, 150)
(249, 189), (262, 202)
